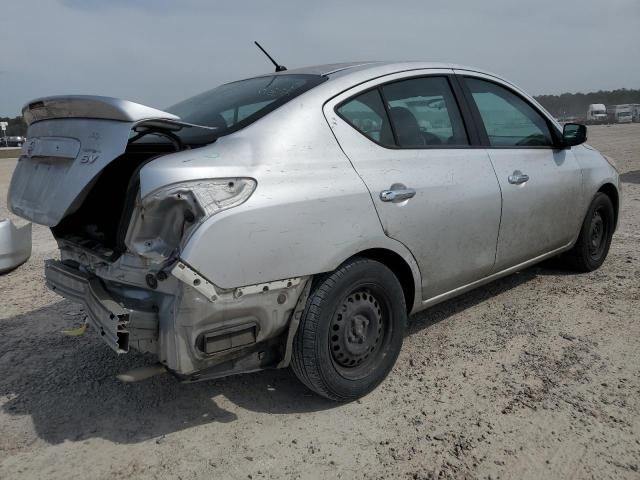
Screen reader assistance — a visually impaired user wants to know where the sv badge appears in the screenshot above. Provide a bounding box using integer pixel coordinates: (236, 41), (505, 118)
(79, 149), (100, 164)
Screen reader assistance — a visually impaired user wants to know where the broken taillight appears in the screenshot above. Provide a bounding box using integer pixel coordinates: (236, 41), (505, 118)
(125, 178), (256, 262)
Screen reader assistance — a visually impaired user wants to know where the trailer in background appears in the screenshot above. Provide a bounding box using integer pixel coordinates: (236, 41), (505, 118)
(607, 104), (633, 124)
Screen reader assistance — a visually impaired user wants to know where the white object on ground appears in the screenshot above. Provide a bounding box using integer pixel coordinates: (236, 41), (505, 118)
(116, 365), (167, 383)
(0, 219), (32, 274)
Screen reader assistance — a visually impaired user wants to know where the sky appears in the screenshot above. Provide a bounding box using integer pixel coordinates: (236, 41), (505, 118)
(1, 0), (639, 116)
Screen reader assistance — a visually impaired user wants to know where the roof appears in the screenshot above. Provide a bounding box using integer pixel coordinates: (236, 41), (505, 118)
(281, 61), (498, 79)
(246, 61), (534, 116)
(278, 62), (383, 76)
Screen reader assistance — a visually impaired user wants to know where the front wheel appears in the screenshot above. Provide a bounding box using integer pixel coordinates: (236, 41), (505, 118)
(291, 257), (407, 401)
(565, 192), (615, 272)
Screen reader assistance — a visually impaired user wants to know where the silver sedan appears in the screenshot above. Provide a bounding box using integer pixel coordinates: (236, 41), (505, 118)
(9, 62), (620, 400)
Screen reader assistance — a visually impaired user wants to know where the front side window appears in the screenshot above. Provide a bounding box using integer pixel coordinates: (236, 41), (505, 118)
(465, 78), (554, 147)
(336, 90), (395, 146)
(381, 77), (469, 147)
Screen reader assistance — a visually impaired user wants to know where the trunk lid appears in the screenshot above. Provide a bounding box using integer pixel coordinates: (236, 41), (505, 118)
(9, 96), (179, 226)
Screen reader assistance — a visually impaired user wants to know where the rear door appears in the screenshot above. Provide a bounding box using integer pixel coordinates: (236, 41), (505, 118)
(457, 73), (583, 271)
(324, 70), (502, 301)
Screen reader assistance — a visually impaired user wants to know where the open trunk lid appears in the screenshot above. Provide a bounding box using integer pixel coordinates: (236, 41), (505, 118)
(8, 95), (180, 226)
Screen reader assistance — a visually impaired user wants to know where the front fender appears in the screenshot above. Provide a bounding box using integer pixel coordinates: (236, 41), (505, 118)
(572, 144), (621, 234)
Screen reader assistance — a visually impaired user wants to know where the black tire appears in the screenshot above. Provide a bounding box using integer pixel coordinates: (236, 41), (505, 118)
(565, 192), (615, 272)
(291, 257), (407, 401)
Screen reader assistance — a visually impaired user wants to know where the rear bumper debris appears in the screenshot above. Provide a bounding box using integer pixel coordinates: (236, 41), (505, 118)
(45, 260), (131, 353)
(44, 255), (309, 379)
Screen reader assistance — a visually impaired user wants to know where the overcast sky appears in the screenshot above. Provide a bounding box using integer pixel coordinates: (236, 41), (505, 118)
(1, 0), (639, 116)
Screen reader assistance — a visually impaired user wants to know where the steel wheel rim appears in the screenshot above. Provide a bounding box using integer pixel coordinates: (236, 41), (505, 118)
(328, 287), (390, 378)
(588, 207), (608, 260)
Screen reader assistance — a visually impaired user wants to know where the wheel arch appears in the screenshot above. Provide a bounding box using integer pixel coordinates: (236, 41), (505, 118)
(347, 248), (419, 314)
(597, 183), (619, 230)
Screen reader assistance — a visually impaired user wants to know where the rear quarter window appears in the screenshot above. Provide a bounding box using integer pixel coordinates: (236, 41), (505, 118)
(336, 90), (395, 146)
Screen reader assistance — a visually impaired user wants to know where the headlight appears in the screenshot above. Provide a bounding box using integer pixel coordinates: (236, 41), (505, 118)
(126, 178), (256, 262)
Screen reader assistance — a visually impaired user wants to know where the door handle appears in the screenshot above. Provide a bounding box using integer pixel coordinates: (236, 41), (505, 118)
(508, 171), (530, 185)
(380, 187), (416, 202)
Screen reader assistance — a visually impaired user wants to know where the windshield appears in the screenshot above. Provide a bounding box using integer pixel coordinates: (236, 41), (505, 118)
(167, 74), (326, 145)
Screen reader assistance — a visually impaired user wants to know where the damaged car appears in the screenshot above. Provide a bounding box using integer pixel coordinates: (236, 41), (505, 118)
(9, 62), (620, 400)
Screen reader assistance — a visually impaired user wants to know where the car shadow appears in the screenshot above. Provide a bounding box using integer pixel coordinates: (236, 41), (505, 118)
(407, 265), (547, 334)
(0, 299), (335, 444)
(0, 263), (564, 445)
(620, 169), (640, 184)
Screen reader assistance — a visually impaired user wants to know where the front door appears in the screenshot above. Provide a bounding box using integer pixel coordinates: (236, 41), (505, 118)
(324, 71), (502, 301)
(460, 75), (583, 271)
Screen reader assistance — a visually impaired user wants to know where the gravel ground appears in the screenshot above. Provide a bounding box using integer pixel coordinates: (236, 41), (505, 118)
(0, 124), (639, 480)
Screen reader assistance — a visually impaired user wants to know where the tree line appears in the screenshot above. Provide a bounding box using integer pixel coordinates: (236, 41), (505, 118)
(3, 87), (640, 137)
(535, 88), (640, 118)
(0, 116), (27, 137)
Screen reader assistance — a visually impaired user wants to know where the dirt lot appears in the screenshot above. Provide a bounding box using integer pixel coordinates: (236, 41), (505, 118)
(1, 124), (639, 480)
(0, 148), (22, 160)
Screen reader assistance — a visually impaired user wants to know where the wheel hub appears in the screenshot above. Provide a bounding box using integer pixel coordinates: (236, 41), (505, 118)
(330, 290), (383, 368)
(589, 210), (605, 256)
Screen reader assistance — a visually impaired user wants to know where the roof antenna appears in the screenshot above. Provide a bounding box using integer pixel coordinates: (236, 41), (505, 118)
(254, 41), (287, 72)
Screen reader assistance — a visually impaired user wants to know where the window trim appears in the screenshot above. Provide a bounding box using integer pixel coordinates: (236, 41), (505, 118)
(334, 74), (480, 150)
(457, 75), (565, 150)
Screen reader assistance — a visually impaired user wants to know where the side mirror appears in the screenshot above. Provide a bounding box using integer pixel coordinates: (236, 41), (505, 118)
(562, 123), (587, 147)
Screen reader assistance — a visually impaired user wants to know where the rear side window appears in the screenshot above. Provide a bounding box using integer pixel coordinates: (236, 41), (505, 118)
(336, 76), (469, 148)
(336, 90), (395, 146)
(381, 77), (469, 147)
(465, 78), (554, 147)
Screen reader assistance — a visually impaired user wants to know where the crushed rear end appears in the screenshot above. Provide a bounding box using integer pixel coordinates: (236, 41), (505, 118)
(9, 95), (308, 380)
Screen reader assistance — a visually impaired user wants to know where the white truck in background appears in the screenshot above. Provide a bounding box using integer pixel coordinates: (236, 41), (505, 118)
(586, 104), (607, 124)
(607, 104), (633, 124)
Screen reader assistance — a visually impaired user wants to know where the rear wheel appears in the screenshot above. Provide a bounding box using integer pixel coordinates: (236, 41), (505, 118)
(291, 257), (406, 401)
(565, 193), (615, 271)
